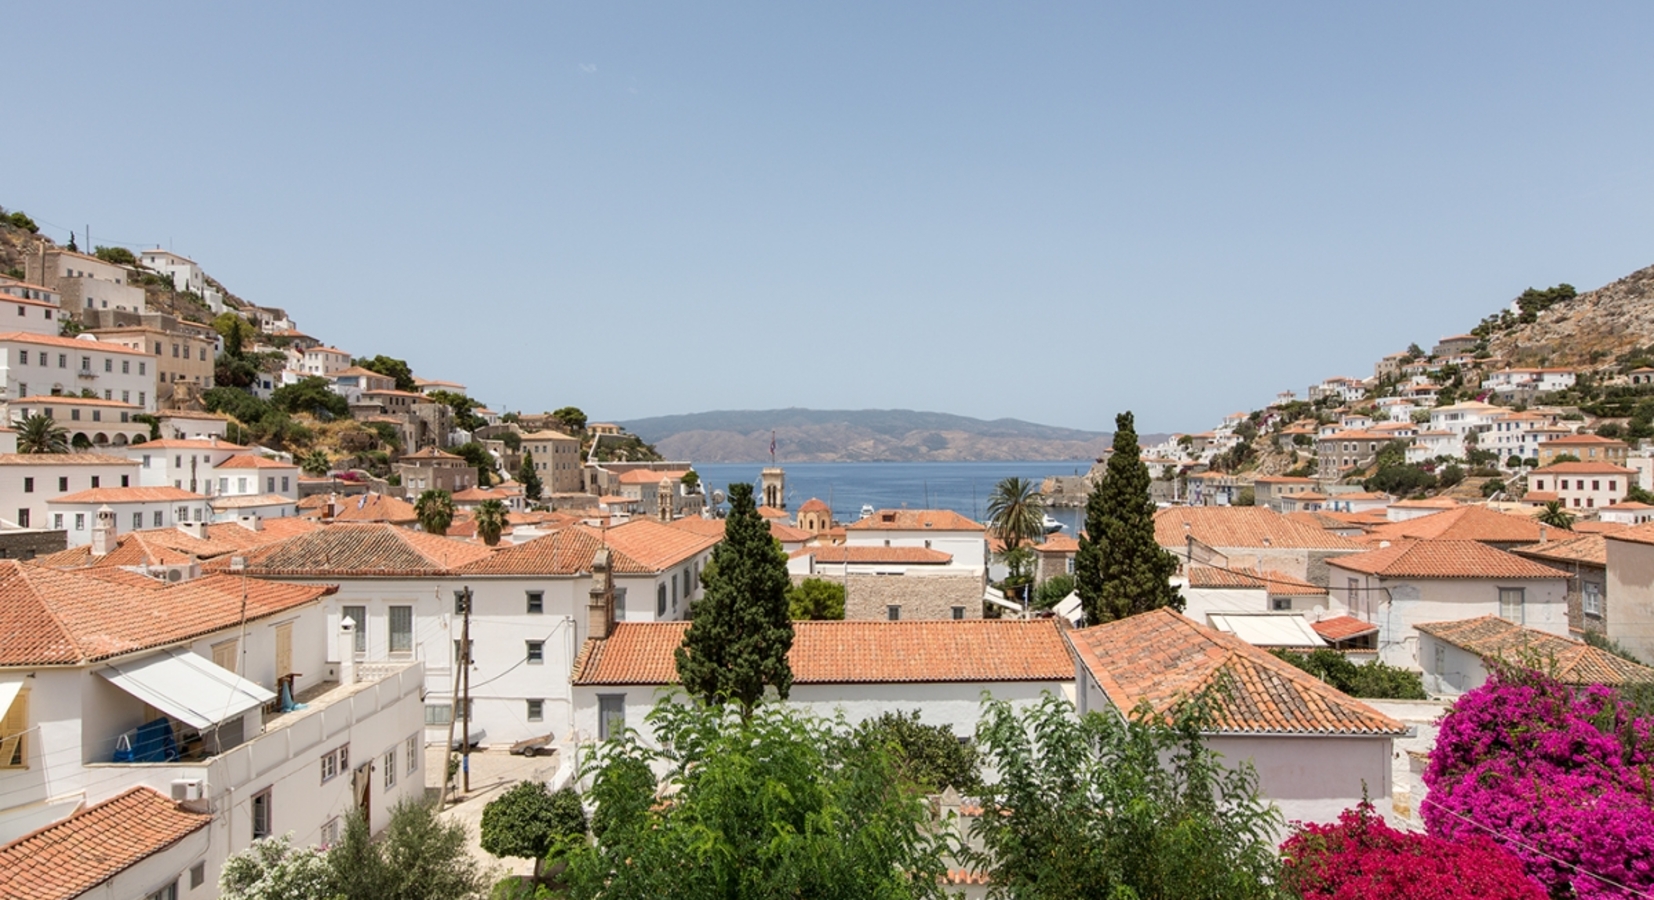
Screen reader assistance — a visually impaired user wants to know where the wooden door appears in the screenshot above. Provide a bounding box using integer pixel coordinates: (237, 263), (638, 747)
(212, 638), (238, 673)
(275, 622), (293, 678)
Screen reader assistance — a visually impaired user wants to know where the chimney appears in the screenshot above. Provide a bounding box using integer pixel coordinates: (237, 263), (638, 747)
(178, 520), (205, 540)
(1539, 523), (1548, 543)
(238, 513), (262, 532)
(90, 505), (116, 558)
(338, 615), (357, 685)
(588, 547), (615, 640)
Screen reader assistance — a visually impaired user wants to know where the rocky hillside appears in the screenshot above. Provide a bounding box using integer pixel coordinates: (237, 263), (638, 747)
(624, 408), (1147, 463)
(1486, 263), (1654, 368)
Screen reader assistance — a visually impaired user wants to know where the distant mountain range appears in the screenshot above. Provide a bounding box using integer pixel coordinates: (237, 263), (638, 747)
(621, 408), (1162, 463)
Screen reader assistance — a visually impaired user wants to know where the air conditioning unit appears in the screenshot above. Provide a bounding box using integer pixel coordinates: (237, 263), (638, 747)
(160, 563), (201, 584)
(170, 778), (206, 802)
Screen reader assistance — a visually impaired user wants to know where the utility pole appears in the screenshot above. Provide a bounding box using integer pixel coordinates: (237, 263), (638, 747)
(460, 586), (473, 794)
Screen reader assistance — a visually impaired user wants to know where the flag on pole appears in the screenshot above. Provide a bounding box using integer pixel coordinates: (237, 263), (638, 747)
(770, 430), (776, 461)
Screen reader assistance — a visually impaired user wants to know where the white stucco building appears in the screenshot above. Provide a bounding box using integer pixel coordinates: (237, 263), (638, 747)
(0, 332), (158, 411)
(843, 509), (988, 574)
(0, 452), (139, 531)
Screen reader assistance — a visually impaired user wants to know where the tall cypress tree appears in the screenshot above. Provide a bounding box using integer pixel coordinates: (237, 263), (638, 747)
(1075, 411), (1182, 625)
(675, 482), (794, 717)
(518, 451), (543, 503)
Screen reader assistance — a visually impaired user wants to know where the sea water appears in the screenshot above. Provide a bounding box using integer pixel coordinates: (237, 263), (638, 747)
(691, 460), (1094, 532)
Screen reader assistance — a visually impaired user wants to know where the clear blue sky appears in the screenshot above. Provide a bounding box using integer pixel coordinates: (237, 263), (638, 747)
(5, 3), (1652, 434)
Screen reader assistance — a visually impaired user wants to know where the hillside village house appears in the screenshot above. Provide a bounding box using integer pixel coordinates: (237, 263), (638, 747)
(0, 332), (156, 411)
(825, 509), (990, 620)
(0, 452), (138, 531)
(330, 365), (396, 403)
(569, 619), (1075, 748)
(1481, 367), (1577, 395)
(214, 520), (718, 747)
(1384, 496), (1460, 522)
(137, 248), (207, 293)
(1068, 609), (1407, 827)
(1432, 334), (1479, 357)
(395, 446), (476, 494)
(300, 345), (352, 377)
(1179, 565), (1330, 618)
(157, 410), (230, 441)
(48, 489), (213, 544)
(1253, 475), (1318, 512)
(24, 247), (147, 315)
(1315, 430), (1391, 480)
(1538, 433), (1630, 466)
(1356, 505), (1546, 551)
(1481, 410), (1557, 461)
(1416, 616), (1652, 696)
(1526, 461), (1634, 510)
(1511, 532), (1609, 636)
(89, 324), (216, 401)
(0, 283), (63, 336)
(121, 438), (247, 493)
(1324, 540), (1569, 669)
(520, 430), (583, 494)
(1600, 502), (1654, 526)
(7, 395), (147, 446)
(0, 561), (425, 896)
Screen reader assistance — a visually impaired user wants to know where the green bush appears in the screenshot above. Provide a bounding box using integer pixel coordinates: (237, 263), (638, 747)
(94, 246), (137, 266)
(1034, 573), (1077, 610)
(1271, 648), (1426, 699)
(853, 710), (981, 793)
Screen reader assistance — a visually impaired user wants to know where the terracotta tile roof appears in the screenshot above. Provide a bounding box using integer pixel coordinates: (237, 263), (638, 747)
(1515, 532), (1608, 567)
(450, 486), (520, 503)
(664, 516), (807, 543)
(335, 365), (391, 379)
(616, 468), (688, 485)
(1153, 506), (1359, 551)
(1254, 476), (1316, 484)
(214, 453), (296, 469)
(210, 522), (492, 577)
(1388, 497), (1460, 509)
(1604, 520), (1654, 547)
(1573, 521), (1629, 534)
(401, 446), (465, 461)
(756, 505), (789, 519)
(793, 545), (953, 565)
(1035, 533), (1080, 554)
(1328, 540), (1566, 580)
(846, 509), (986, 532)
(0, 564), (334, 665)
(0, 787), (211, 900)
(35, 518), (326, 570)
(0, 453), (134, 467)
(519, 430), (580, 442)
(768, 522), (813, 543)
(457, 527), (603, 575)
(1311, 615), (1379, 642)
(1416, 616), (1654, 686)
(1067, 609), (1405, 736)
(1522, 491), (1559, 503)
(1541, 434), (1626, 446)
(799, 497), (830, 513)
(10, 396), (142, 409)
(0, 332), (149, 355)
(574, 619), (1074, 685)
(331, 492), (418, 524)
(1531, 461), (1637, 475)
(209, 493), (295, 510)
(1187, 565), (1326, 595)
(1358, 506), (1545, 545)
(52, 486), (204, 504)
(595, 519), (720, 572)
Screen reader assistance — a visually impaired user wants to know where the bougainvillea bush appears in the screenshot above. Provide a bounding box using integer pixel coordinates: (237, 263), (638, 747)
(1423, 669), (1654, 899)
(1281, 801), (1545, 900)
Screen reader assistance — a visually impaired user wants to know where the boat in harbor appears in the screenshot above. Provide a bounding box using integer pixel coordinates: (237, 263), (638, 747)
(860, 504), (875, 520)
(1042, 514), (1064, 533)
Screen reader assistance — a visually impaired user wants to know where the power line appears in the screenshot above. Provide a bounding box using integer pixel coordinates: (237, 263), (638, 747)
(1419, 795), (1654, 899)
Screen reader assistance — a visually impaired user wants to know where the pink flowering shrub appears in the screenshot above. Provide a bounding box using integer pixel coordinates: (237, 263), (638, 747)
(1281, 800), (1545, 900)
(1424, 669), (1654, 899)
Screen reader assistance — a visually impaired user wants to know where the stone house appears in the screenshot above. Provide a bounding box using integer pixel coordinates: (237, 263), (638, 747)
(1514, 532), (1608, 637)
(394, 446), (476, 494)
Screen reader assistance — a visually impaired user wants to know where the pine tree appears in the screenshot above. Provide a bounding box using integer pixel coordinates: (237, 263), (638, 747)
(675, 482), (794, 718)
(1075, 411), (1182, 625)
(518, 451), (543, 503)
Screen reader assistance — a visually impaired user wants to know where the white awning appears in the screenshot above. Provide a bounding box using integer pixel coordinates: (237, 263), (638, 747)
(1208, 613), (1327, 648)
(98, 649), (275, 730)
(0, 678), (23, 721)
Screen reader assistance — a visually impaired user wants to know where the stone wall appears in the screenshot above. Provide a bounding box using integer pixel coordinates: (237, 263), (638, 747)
(0, 529), (66, 560)
(799, 572), (984, 621)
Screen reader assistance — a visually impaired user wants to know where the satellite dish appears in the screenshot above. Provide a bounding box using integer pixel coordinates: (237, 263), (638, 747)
(712, 489), (726, 505)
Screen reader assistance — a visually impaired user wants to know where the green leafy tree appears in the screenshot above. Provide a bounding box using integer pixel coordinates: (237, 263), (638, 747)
(426, 389), (487, 432)
(1364, 464), (1437, 496)
(474, 499), (509, 547)
(1269, 648), (1426, 699)
(270, 376), (349, 420)
(453, 441), (497, 487)
(1233, 486), (1255, 507)
(1537, 500), (1574, 531)
(787, 577), (846, 620)
(480, 782), (587, 884)
(675, 482), (794, 718)
(2, 208), (39, 233)
(1548, 452), (1581, 464)
(551, 406), (587, 432)
(213, 312), (251, 355)
(1034, 573), (1076, 610)
(13, 413), (69, 453)
(967, 694), (1282, 900)
(65, 232), (77, 252)
(415, 489), (455, 535)
(94, 246), (137, 266)
(132, 413), (161, 441)
(1482, 478), (1506, 498)
(1627, 484), (1654, 505)
(852, 710), (981, 793)
(327, 800), (488, 900)
(1437, 462), (1466, 488)
(1075, 411), (1182, 625)
(219, 834), (331, 900)
(354, 355), (417, 391)
(500, 430), (522, 452)
(564, 698), (953, 900)
(300, 449), (331, 477)
(517, 451), (543, 503)
(987, 475), (1045, 552)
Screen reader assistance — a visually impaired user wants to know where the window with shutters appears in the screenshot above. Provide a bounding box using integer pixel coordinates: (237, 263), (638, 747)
(0, 690), (28, 767)
(1499, 587), (1525, 624)
(389, 606), (413, 653)
(342, 606), (366, 653)
(212, 638), (238, 672)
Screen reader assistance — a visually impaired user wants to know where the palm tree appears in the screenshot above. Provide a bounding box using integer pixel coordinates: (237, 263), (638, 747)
(987, 476), (1046, 552)
(474, 499), (509, 546)
(415, 489), (455, 535)
(14, 413), (68, 454)
(1536, 500), (1574, 532)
